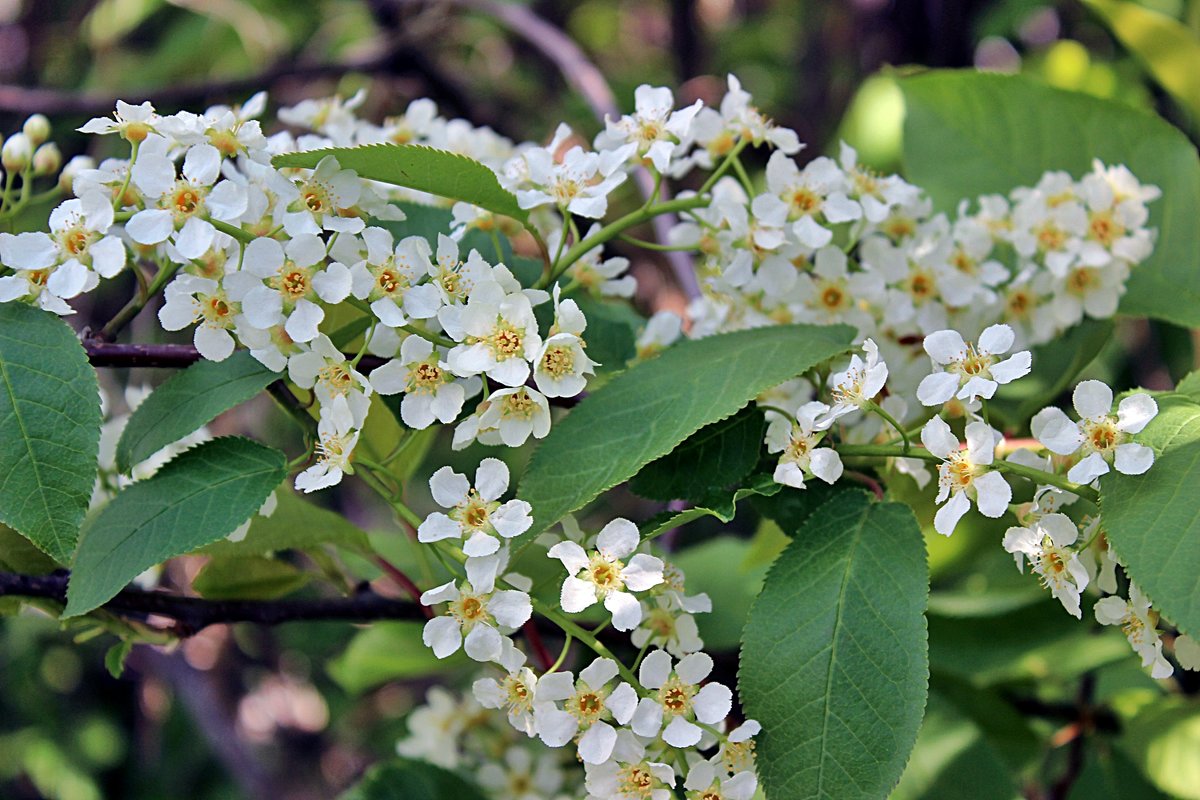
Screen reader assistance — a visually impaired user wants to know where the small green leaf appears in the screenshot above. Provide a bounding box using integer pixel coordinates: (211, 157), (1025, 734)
(901, 70), (1200, 327)
(1082, 0), (1200, 121)
(630, 405), (764, 502)
(65, 437), (286, 618)
(192, 555), (310, 599)
(202, 489), (371, 558)
(639, 474), (782, 541)
(340, 758), (487, 800)
(116, 350), (277, 473)
(273, 144), (528, 224)
(516, 324), (854, 547)
(328, 622), (464, 695)
(1176, 369), (1200, 401)
(0, 303), (101, 563)
(739, 492), (928, 800)
(105, 640), (133, 679)
(0, 524), (59, 575)
(1101, 393), (1200, 636)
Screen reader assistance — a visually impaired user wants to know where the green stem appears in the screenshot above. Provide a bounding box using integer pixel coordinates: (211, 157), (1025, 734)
(731, 155), (755, 195)
(532, 599), (642, 689)
(867, 401), (910, 452)
(536, 195), (710, 289)
(97, 260), (181, 340)
(208, 217), (254, 245)
(698, 139), (749, 195)
(547, 633), (573, 673)
(617, 234), (697, 252)
(400, 323), (455, 349)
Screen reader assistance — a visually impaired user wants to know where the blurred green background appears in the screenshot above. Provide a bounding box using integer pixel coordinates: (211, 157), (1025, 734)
(2, 1), (1200, 798)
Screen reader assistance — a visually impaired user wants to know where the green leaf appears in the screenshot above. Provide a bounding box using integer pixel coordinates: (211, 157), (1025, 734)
(202, 489), (371, 558)
(340, 758), (487, 800)
(1121, 698), (1200, 800)
(104, 641), (133, 679)
(1101, 393), (1200, 636)
(1069, 746), (1173, 800)
(0, 303), (101, 563)
(1082, 0), (1200, 120)
(639, 474), (784, 541)
(65, 437), (286, 618)
(192, 554), (310, 599)
(115, 350), (277, 473)
(901, 70), (1200, 327)
(328, 622), (464, 695)
(516, 324), (853, 547)
(630, 405), (764, 502)
(673, 537), (769, 651)
(0, 524), (60, 574)
(1176, 369), (1200, 401)
(571, 295), (641, 374)
(273, 144), (528, 224)
(739, 492), (929, 800)
(381, 200), (514, 264)
(993, 319), (1113, 424)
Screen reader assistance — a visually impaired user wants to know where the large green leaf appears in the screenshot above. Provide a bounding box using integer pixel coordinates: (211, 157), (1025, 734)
(273, 144), (528, 224)
(515, 324), (853, 547)
(630, 405), (764, 502)
(901, 70), (1200, 326)
(1121, 698), (1200, 800)
(1082, 0), (1200, 121)
(1101, 393), (1200, 635)
(340, 758), (487, 800)
(0, 303), (101, 563)
(328, 622), (464, 695)
(192, 554), (310, 600)
(115, 350), (277, 473)
(65, 437), (286, 617)
(739, 492), (928, 800)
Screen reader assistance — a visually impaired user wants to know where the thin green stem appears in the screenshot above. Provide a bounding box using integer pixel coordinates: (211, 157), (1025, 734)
(547, 633), (573, 673)
(698, 139), (749, 195)
(533, 599), (641, 689)
(867, 401), (910, 452)
(400, 323), (455, 349)
(617, 234), (697, 252)
(208, 217), (254, 245)
(114, 140), (139, 210)
(97, 260), (181, 340)
(731, 155), (755, 195)
(536, 195), (710, 289)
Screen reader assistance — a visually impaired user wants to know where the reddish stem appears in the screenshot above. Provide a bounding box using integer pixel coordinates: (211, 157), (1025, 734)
(374, 556), (432, 619)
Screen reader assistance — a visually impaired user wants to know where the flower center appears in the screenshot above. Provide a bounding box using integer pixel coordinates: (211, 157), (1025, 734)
(1088, 211), (1124, 246)
(540, 344), (575, 378)
(58, 225), (94, 257)
(790, 188), (821, 216)
(449, 591), (493, 630)
(940, 452), (978, 494)
(567, 686), (607, 726)
(658, 676), (695, 717)
(168, 182), (207, 220)
(618, 765), (656, 799)
(1082, 417), (1121, 454)
(1067, 267), (1097, 295)
(375, 267), (405, 296)
(1036, 222), (1067, 252)
(586, 551), (625, 595)
(317, 363), (354, 396)
(409, 359), (445, 393)
(199, 292), (236, 325)
(274, 264), (312, 302)
(502, 389), (536, 418)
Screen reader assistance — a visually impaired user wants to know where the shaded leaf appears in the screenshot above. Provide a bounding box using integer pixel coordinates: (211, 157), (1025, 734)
(0, 303), (101, 563)
(65, 437), (286, 617)
(630, 405), (764, 502)
(328, 622), (464, 695)
(192, 555), (310, 600)
(202, 489), (371, 558)
(116, 350), (276, 473)
(340, 758), (487, 800)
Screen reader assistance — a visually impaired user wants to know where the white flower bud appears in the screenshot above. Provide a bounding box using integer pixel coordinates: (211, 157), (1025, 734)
(22, 114), (51, 146)
(2, 133), (32, 172)
(32, 142), (61, 176)
(59, 155), (95, 195)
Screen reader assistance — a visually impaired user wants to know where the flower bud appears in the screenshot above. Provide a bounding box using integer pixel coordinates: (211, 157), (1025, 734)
(22, 114), (51, 147)
(33, 142), (62, 176)
(58, 155), (96, 195)
(2, 133), (32, 172)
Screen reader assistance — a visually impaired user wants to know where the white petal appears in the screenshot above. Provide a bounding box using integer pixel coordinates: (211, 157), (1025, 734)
(488, 590), (532, 628)
(1117, 394), (1158, 434)
(580, 657), (619, 689)
(560, 575), (598, 613)
(1114, 442), (1154, 475)
(622, 554), (665, 592)
(607, 682), (638, 725)
(284, 299), (324, 343)
(1032, 407), (1083, 455)
(639, 649), (673, 689)
(990, 351), (1032, 384)
(475, 458), (510, 501)
(422, 616), (463, 658)
(194, 324), (234, 361)
(463, 624), (503, 662)
(934, 491), (971, 536)
(174, 217), (216, 260)
(547, 540), (589, 574)
(921, 416), (959, 458)
(676, 652), (714, 685)
(416, 512), (461, 543)
(491, 500), (533, 539)
(535, 707), (577, 747)
(973, 471), (1012, 517)
(917, 372), (959, 407)
(977, 323), (1015, 355)
(313, 262), (352, 303)
(596, 518), (639, 558)
(429, 466), (470, 508)
(631, 697), (664, 737)
(693, 682), (733, 724)
(462, 530), (500, 557)
(924, 329), (967, 364)
(810, 448), (843, 484)
(578, 721), (618, 765)
(662, 716), (703, 748)
(125, 209), (175, 245)
(604, 590), (643, 631)
(1068, 452), (1110, 484)
(1073, 380), (1113, 420)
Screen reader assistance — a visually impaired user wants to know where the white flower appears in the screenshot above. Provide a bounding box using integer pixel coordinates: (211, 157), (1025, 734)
(286, 334), (372, 416)
(636, 311), (683, 359)
(78, 100), (160, 141)
(1031, 381), (1157, 484)
(447, 281), (542, 387)
(294, 394), (363, 492)
(595, 84), (702, 173)
(548, 518), (664, 631)
(477, 746), (564, 800)
(1002, 513), (1089, 618)
(369, 335), (470, 429)
(631, 649), (732, 747)
(280, 155), (365, 236)
(917, 324), (1032, 406)
(1175, 635), (1200, 671)
(765, 401), (842, 489)
(585, 754), (676, 800)
(474, 386), (552, 448)
(157, 273), (244, 361)
(1095, 584), (1173, 679)
(516, 133), (631, 219)
(631, 598), (706, 657)
(922, 417), (1012, 536)
(821, 338), (888, 424)
(417, 459), (533, 556)
(395, 686), (476, 769)
(227, 234), (349, 343)
(473, 645), (540, 736)
(533, 657), (638, 764)
(419, 578), (531, 662)
(349, 227), (424, 327)
(684, 759), (758, 800)
(534, 285), (597, 397)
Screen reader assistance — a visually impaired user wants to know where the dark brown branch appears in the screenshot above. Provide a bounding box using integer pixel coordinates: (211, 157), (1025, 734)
(83, 339), (385, 373)
(0, 571), (425, 637)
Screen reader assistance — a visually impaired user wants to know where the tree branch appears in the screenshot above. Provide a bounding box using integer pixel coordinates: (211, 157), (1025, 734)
(0, 571), (425, 636)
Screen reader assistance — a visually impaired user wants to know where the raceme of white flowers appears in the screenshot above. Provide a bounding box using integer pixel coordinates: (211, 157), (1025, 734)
(0, 76), (1190, 797)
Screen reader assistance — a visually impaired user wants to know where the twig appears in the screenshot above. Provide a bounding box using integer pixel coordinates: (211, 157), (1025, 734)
(1049, 673), (1096, 800)
(0, 571), (425, 637)
(374, 556), (432, 619)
